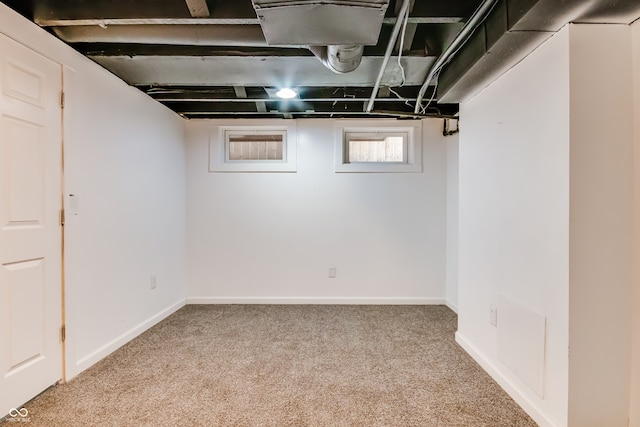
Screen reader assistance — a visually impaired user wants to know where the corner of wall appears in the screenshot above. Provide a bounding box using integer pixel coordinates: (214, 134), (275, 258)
(629, 17), (640, 427)
(445, 134), (459, 313)
(567, 23), (634, 427)
(455, 332), (559, 427)
(66, 299), (186, 380)
(457, 27), (570, 427)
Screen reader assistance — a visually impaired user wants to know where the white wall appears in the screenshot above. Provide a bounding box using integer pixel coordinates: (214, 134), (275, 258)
(445, 135), (459, 312)
(457, 24), (635, 427)
(186, 118), (450, 304)
(0, 4), (187, 379)
(566, 24), (634, 427)
(62, 66), (187, 378)
(630, 18), (640, 427)
(457, 27), (571, 427)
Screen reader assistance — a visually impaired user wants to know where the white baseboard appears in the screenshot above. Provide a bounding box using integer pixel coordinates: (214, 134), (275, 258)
(445, 300), (458, 313)
(70, 299), (186, 379)
(455, 332), (559, 427)
(186, 297), (446, 305)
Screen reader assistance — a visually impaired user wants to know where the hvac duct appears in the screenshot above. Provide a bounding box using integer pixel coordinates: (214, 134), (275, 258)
(308, 45), (364, 74)
(251, 0), (389, 73)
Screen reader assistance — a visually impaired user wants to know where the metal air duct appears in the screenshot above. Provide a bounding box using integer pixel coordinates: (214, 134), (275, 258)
(308, 45), (364, 74)
(251, 0), (389, 73)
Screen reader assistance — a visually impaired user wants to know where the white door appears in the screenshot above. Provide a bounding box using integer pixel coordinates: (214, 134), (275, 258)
(0, 33), (63, 417)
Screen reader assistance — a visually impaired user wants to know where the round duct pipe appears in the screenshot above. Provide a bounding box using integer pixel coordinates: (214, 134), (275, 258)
(308, 45), (364, 74)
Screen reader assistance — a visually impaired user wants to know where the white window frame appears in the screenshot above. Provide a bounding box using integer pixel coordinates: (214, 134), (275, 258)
(209, 120), (297, 172)
(334, 120), (422, 173)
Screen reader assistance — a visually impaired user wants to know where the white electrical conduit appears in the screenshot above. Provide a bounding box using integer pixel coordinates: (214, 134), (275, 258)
(413, 0), (499, 114)
(365, 0), (411, 113)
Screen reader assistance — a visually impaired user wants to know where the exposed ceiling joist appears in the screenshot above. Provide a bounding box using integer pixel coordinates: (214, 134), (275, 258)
(394, 0), (417, 52)
(2, 0), (636, 120)
(397, 23), (418, 52)
(37, 18), (262, 26)
(233, 86), (247, 98)
(395, 0), (415, 15)
(184, 0), (209, 17)
(152, 97), (420, 103)
(377, 86), (391, 98)
(144, 85), (426, 98)
(2, 0), (482, 119)
(89, 55), (437, 87)
(52, 25), (269, 46)
(234, 85), (268, 113)
(255, 101), (267, 113)
(35, 16), (464, 27)
(180, 110), (444, 119)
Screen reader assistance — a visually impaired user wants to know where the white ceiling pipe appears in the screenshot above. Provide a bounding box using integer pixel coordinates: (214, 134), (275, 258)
(413, 0), (499, 113)
(365, 0), (411, 113)
(309, 45), (364, 74)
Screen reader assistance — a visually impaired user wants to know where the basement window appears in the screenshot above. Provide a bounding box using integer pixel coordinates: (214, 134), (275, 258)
(227, 131), (285, 161)
(344, 132), (408, 163)
(209, 122), (297, 172)
(334, 121), (422, 173)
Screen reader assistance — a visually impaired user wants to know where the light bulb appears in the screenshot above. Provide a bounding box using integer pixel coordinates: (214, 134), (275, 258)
(275, 88), (297, 99)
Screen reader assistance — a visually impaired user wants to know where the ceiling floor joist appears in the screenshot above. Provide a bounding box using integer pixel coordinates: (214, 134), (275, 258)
(35, 16), (464, 27)
(184, 0), (209, 17)
(89, 55), (437, 87)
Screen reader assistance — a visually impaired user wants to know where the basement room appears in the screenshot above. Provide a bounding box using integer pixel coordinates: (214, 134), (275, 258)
(0, 1), (639, 426)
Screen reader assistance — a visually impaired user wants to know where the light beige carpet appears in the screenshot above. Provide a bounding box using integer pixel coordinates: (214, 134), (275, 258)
(1, 305), (537, 426)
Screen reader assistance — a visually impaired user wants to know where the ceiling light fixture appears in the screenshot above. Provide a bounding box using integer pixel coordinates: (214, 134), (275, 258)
(276, 88), (297, 99)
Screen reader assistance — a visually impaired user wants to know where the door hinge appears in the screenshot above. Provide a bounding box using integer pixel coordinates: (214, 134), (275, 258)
(60, 91), (65, 109)
(60, 325), (66, 343)
(59, 209), (65, 227)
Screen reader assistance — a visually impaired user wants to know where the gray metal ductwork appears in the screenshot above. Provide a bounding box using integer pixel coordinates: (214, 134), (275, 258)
(308, 45), (364, 74)
(251, 0), (389, 73)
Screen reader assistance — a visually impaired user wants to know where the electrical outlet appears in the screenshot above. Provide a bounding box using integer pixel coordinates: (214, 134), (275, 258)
(328, 266), (336, 278)
(489, 306), (498, 327)
(150, 275), (157, 290)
